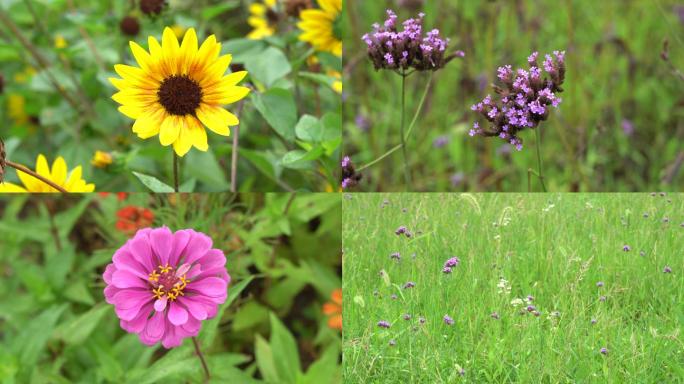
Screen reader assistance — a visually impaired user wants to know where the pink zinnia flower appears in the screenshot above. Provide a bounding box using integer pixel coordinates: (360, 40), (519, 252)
(103, 227), (230, 348)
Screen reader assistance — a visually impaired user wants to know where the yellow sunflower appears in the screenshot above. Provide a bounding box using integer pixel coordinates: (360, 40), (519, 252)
(110, 27), (250, 157)
(298, 0), (342, 57)
(247, 0), (278, 40)
(0, 154), (95, 193)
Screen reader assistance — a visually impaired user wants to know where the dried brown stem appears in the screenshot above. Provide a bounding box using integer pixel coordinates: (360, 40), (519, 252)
(5, 160), (68, 193)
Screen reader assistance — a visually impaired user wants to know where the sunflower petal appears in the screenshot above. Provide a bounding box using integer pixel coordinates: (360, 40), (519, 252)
(159, 115), (180, 146)
(179, 28), (198, 74)
(50, 156), (68, 186)
(132, 107), (165, 139)
(197, 105), (237, 136)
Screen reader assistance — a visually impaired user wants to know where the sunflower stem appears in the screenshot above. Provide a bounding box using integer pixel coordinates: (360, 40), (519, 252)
(173, 151), (179, 193)
(192, 336), (210, 382)
(5, 160), (68, 193)
(230, 99), (247, 193)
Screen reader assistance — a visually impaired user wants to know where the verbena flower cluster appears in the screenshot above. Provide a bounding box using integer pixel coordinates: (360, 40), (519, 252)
(362, 10), (463, 72)
(341, 156), (362, 190)
(470, 51), (566, 150)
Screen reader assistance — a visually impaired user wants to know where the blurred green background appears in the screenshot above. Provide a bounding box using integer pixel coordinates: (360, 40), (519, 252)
(343, 0), (684, 191)
(0, 193), (341, 383)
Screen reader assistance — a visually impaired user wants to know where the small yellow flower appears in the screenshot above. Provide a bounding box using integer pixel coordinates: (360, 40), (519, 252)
(7, 94), (28, 125)
(247, 0), (278, 40)
(54, 35), (67, 49)
(110, 27), (250, 157)
(91, 151), (113, 168)
(328, 70), (342, 94)
(13, 67), (36, 84)
(298, 0), (342, 57)
(0, 154), (95, 193)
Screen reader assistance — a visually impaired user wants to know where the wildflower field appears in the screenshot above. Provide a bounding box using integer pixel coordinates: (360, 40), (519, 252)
(342, 193), (683, 382)
(342, 0), (684, 192)
(0, 193), (341, 383)
(0, 0), (341, 193)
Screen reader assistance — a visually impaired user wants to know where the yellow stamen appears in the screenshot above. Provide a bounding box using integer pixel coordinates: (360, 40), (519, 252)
(152, 287), (165, 299)
(148, 270), (160, 282)
(159, 264), (172, 273)
(167, 291), (177, 301)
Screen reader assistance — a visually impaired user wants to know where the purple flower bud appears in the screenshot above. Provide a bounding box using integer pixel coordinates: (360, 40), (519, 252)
(443, 315), (454, 325)
(596, 281), (604, 287)
(403, 281), (416, 289)
(600, 295), (607, 302)
(390, 252), (401, 260)
(377, 320), (391, 328)
(395, 226), (407, 235)
(403, 313), (411, 320)
(444, 257), (460, 268)
(663, 266), (672, 273)
(600, 347), (608, 355)
(591, 318), (597, 325)
(623, 245), (631, 252)
(442, 266), (452, 274)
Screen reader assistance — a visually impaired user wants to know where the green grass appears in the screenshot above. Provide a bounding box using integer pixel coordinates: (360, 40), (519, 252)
(343, 193), (684, 383)
(343, 0), (684, 191)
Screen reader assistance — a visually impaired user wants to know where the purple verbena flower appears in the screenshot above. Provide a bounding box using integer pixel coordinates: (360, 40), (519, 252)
(442, 266), (452, 274)
(600, 347), (608, 355)
(341, 156), (361, 189)
(403, 281), (416, 289)
(622, 245), (631, 252)
(469, 51), (566, 149)
(390, 252), (401, 260)
(596, 281), (604, 287)
(663, 266), (672, 273)
(362, 9), (462, 72)
(443, 314), (454, 325)
(433, 135), (449, 148)
(403, 313), (411, 320)
(377, 320), (391, 328)
(395, 226), (407, 235)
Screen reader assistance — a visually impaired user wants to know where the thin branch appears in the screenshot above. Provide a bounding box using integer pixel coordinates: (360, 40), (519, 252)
(191, 337), (210, 382)
(5, 160), (68, 193)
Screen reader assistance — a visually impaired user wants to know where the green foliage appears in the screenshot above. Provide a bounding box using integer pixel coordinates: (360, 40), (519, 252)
(343, 193), (684, 382)
(344, 1), (684, 191)
(0, 193), (341, 382)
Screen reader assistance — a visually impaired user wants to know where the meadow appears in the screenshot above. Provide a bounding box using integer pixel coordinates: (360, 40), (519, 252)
(342, 0), (684, 192)
(342, 193), (683, 382)
(0, 193), (341, 383)
(0, 0), (341, 192)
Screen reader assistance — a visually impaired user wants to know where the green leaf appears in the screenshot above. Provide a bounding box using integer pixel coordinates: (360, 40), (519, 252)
(12, 305), (67, 372)
(300, 344), (341, 384)
(294, 115), (321, 142)
(53, 304), (110, 345)
(255, 335), (279, 383)
(223, 38), (267, 63)
(240, 148), (276, 180)
(62, 277), (95, 305)
(185, 150), (229, 191)
(132, 172), (175, 193)
(199, 276), (255, 345)
(281, 147), (324, 169)
(201, 1), (240, 19)
(251, 88), (297, 142)
(269, 312), (301, 383)
(246, 47), (292, 88)
(0, 42), (20, 61)
(125, 347), (197, 384)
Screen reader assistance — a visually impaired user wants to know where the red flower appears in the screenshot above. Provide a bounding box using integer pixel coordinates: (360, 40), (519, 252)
(116, 206), (154, 234)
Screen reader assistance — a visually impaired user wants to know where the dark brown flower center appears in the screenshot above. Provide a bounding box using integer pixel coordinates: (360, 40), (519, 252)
(157, 75), (202, 116)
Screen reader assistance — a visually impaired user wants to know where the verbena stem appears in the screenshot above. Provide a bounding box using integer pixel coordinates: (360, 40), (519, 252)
(399, 73), (411, 187)
(534, 127), (547, 192)
(192, 337), (210, 382)
(357, 72), (433, 173)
